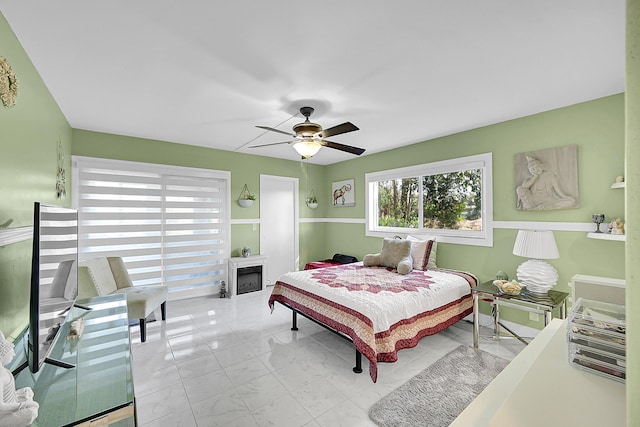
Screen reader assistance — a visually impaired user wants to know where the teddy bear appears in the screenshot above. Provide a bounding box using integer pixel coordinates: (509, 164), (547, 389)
(363, 238), (413, 275)
(610, 217), (625, 235)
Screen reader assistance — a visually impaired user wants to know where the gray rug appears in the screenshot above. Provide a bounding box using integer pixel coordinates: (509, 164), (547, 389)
(369, 345), (509, 427)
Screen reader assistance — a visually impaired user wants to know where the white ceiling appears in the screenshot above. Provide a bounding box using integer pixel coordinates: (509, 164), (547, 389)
(1, 1), (625, 165)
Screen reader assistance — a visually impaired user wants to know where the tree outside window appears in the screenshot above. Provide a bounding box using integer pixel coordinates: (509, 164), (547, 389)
(366, 153), (493, 247)
(375, 171), (481, 231)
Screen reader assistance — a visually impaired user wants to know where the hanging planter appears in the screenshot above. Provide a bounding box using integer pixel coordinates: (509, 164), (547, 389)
(306, 189), (318, 209)
(238, 184), (255, 208)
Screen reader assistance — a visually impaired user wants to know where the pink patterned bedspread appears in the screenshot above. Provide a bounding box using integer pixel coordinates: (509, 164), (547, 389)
(268, 263), (476, 382)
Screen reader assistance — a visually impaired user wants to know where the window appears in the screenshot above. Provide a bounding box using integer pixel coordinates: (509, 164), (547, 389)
(366, 153), (493, 246)
(72, 156), (230, 299)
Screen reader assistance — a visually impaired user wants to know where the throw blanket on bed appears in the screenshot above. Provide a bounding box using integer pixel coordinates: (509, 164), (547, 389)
(268, 263), (476, 382)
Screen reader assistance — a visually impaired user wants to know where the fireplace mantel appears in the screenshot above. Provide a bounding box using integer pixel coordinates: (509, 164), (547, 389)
(227, 255), (268, 297)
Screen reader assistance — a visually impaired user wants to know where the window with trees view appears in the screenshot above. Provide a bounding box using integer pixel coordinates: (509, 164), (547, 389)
(366, 153), (493, 246)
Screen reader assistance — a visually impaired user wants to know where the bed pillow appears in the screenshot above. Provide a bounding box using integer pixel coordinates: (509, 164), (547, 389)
(363, 238), (413, 275)
(406, 235), (437, 270)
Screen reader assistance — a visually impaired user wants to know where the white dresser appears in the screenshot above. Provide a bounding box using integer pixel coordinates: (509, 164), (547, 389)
(451, 319), (626, 426)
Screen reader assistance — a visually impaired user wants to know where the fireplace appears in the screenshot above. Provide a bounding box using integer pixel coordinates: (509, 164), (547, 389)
(237, 265), (263, 295)
(227, 255), (268, 297)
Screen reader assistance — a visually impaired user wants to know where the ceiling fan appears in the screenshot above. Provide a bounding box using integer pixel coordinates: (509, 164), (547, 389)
(251, 106), (365, 159)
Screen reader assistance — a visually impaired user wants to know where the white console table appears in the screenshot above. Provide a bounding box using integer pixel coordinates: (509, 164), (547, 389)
(227, 255), (268, 297)
(451, 318), (626, 426)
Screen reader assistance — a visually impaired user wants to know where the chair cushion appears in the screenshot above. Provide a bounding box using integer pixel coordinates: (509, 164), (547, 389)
(79, 258), (118, 296)
(77, 266), (100, 298)
(107, 257), (135, 290)
(116, 285), (168, 319)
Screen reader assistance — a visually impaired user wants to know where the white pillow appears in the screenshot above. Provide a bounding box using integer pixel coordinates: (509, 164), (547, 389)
(406, 235), (437, 270)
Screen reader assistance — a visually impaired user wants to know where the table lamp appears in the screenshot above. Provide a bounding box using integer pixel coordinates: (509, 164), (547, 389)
(512, 230), (559, 295)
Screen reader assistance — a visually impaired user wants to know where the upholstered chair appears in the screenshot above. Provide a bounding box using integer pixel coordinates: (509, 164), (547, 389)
(78, 257), (168, 342)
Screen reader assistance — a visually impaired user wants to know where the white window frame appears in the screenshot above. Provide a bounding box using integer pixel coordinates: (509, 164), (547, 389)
(365, 153), (493, 247)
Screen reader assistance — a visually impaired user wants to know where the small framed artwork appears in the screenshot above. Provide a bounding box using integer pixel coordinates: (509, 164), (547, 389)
(332, 179), (355, 207)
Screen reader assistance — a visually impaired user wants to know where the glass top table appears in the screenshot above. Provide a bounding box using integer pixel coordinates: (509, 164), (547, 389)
(471, 280), (569, 348)
(13, 293), (134, 427)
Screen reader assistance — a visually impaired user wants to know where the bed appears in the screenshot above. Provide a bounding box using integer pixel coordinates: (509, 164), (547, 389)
(268, 262), (476, 382)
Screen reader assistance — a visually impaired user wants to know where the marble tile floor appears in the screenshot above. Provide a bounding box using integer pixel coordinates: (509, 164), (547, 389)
(130, 289), (528, 427)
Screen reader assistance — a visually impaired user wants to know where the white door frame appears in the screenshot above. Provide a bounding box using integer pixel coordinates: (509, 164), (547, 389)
(260, 174), (300, 282)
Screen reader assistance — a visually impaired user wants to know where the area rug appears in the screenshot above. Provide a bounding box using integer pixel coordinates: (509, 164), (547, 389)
(368, 345), (509, 427)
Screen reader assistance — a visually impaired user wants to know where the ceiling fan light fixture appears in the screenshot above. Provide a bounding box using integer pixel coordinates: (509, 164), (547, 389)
(252, 106), (364, 157)
(293, 139), (322, 159)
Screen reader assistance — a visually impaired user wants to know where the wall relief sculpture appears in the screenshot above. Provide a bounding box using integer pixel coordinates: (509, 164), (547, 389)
(515, 145), (579, 211)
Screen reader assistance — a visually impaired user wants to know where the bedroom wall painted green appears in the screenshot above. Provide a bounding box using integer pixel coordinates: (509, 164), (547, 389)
(323, 95), (626, 328)
(0, 12), (73, 338)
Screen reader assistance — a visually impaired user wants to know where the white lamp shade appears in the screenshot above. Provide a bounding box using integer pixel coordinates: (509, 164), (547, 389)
(512, 230), (559, 260)
(293, 139), (322, 159)
(513, 230), (560, 294)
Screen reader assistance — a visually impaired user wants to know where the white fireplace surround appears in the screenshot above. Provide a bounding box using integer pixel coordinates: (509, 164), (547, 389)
(227, 255), (268, 297)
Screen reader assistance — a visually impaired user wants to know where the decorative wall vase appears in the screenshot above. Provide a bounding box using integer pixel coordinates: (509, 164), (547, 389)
(0, 56), (19, 108)
(238, 184), (255, 208)
(306, 189), (318, 209)
(56, 140), (66, 198)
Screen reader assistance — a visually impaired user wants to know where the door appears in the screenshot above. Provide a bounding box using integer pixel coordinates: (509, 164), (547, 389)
(260, 175), (299, 285)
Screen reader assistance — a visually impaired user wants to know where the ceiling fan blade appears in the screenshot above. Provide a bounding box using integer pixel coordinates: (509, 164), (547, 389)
(321, 140), (366, 156)
(256, 125), (296, 137)
(320, 122), (359, 138)
(249, 140), (293, 148)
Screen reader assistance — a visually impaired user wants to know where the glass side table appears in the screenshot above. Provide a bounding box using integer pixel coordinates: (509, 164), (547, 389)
(13, 293), (135, 427)
(472, 280), (569, 349)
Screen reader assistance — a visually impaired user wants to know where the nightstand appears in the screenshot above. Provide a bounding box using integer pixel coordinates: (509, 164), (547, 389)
(472, 280), (569, 349)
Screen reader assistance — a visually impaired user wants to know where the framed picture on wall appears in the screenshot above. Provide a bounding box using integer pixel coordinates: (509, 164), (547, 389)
(332, 179), (355, 207)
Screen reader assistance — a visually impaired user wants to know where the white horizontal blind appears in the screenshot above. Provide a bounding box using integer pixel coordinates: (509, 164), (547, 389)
(73, 156), (230, 299)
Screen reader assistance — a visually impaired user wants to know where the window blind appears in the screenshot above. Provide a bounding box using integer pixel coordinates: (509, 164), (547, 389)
(73, 156), (230, 300)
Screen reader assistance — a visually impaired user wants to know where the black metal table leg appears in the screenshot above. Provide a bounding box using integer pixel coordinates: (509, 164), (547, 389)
(353, 350), (362, 373)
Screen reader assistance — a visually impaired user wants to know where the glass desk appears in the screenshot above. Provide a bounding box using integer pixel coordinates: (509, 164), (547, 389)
(472, 280), (569, 349)
(13, 293), (135, 427)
